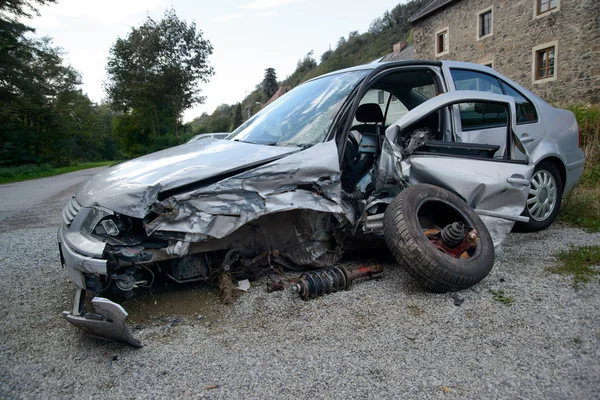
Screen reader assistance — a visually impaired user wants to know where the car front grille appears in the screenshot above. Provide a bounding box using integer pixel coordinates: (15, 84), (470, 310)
(62, 197), (82, 226)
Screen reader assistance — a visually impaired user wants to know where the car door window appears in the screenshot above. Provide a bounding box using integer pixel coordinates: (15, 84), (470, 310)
(451, 101), (509, 158)
(355, 90), (409, 127)
(458, 102), (508, 131)
(451, 69), (538, 126)
(384, 95), (409, 126)
(499, 82), (538, 123)
(450, 70), (507, 132)
(400, 100), (512, 160)
(451, 69), (503, 94)
(413, 83), (437, 100)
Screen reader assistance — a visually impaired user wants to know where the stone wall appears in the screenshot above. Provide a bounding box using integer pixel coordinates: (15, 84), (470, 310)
(412, 0), (600, 104)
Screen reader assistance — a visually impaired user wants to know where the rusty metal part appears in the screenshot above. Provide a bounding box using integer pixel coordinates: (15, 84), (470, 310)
(291, 264), (383, 300)
(266, 281), (285, 293)
(425, 224), (479, 259)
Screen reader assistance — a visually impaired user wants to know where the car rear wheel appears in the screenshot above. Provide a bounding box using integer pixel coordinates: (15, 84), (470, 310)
(383, 184), (495, 292)
(515, 161), (563, 232)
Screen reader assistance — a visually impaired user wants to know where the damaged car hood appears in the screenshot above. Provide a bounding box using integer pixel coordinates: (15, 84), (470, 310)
(76, 138), (300, 218)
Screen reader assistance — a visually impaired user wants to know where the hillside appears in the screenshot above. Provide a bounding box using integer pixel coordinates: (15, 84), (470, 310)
(188, 0), (427, 135)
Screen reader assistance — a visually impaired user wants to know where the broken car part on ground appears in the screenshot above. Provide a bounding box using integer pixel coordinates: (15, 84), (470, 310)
(291, 264), (384, 300)
(58, 60), (584, 347)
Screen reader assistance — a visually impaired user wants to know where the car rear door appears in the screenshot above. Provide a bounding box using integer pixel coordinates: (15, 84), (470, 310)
(380, 91), (534, 223)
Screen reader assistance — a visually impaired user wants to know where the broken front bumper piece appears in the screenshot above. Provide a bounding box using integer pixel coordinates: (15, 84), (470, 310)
(63, 297), (142, 348)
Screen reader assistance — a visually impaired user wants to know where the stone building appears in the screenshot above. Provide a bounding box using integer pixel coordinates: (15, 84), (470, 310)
(409, 0), (600, 104)
(381, 41), (415, 62)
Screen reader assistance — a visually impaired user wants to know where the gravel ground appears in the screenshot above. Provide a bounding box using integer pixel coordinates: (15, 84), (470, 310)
(0, 173), (599, 399)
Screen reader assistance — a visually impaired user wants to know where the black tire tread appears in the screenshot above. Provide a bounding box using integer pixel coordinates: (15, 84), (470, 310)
(383, 190), (489, 292)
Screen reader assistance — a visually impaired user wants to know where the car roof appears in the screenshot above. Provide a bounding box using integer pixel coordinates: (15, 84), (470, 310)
(311, 60), (443, 81)
(315, 59), (510, 78)
(306, 59), (547, 107)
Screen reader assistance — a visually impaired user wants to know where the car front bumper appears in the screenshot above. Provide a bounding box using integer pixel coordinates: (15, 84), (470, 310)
(58, 220), (108, 289)
(58, 205), (141, 347)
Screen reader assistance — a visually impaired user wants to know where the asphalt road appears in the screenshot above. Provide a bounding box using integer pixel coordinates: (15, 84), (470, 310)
(0, 167), (107, 224)
(0, 169), (599, 399)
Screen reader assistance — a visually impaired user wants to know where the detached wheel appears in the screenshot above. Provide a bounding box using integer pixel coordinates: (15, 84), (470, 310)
(514, 161), (563, 232)
(383, 184), (494, 292)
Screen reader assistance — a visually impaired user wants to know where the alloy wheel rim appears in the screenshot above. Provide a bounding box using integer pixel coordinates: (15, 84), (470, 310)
(527, 170), (557, 222)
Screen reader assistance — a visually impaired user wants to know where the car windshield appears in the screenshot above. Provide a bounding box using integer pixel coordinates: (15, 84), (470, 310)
(229, 70), (369, 147)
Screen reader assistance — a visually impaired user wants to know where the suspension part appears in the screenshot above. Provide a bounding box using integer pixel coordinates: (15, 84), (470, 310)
(291, 264), (383, 300)
(425, 224), (480, 259)
(441, 222), (465, 248)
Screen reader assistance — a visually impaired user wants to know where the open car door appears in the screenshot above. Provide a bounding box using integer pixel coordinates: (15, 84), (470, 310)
(378, 91), (534, 232)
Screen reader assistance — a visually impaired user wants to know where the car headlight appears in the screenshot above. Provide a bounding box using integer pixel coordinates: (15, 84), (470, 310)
(99, 219), (120, 236)
(79, 206), (115, 236)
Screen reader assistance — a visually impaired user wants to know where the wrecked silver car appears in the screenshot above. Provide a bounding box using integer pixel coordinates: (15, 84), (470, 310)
(58, 60), (584, 346)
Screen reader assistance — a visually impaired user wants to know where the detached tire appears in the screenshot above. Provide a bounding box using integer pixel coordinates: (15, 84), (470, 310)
(383, 184), (495, 292)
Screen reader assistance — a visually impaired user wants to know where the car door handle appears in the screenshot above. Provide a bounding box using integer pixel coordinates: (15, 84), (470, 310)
(520, 134), (535, 144)
(507, 176), (530, 186)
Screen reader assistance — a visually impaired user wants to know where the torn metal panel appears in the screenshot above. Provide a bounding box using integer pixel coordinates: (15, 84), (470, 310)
(372, 125), (409, 199)
(478, 215), (516, 249)
(153, 141), (347, 247)
(407, 156), (532, 220)
(75, 138), (299, 218)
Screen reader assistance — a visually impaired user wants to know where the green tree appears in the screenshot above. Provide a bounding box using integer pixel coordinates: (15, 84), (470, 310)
(262, 67), (279, 99)
(230, 103), (243, 131)
(281, 50), (316, 87)
(320, 49), (333, 63)
(106, 8), (214, 155)
(0, 0), (120, 167)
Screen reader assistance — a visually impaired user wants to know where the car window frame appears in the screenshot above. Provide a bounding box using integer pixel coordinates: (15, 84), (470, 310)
(498, 80), (539, 125)
(449, 68), (539, 126)
(333, 64), (447, 162)
(386, 90), (530, 164)
(405, 100), (513, 161)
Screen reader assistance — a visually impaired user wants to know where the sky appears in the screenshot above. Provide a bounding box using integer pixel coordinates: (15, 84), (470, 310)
(29, 0), (407, 122)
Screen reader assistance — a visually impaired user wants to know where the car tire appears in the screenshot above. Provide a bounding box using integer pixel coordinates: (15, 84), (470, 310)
(383, 184), (495, 293)
(514, 161), (563, 232)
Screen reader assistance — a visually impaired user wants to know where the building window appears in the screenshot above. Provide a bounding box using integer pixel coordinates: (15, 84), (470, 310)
(532, 41), (558, 83)
(377, 91), (385, 104)
(435, 27), (449, 56)
(480, 11), (492, 36)
(538, 0), (558, 15)
(437, 32), (447, 53)
(477, 7), (493, 39)
(536, 47), (555, 79)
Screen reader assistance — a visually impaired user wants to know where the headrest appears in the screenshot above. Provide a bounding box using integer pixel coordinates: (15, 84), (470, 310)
(356, 103), (384, 124)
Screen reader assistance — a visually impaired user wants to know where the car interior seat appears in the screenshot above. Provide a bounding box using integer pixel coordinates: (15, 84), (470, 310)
(342, 103), (385, 193)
